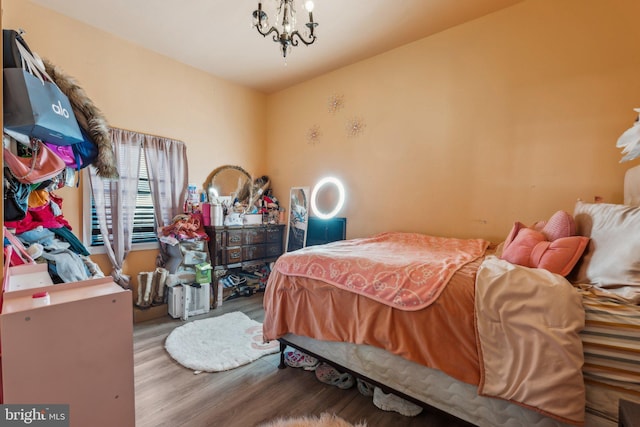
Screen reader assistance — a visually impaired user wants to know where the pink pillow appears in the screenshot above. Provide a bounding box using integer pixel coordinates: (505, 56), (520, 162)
(501, 227), (589, 276)
(501, 210), (588, 276)
(503, 210), (575, 253)
(502, 221), (526, 252)
(532, 210), (576, 241)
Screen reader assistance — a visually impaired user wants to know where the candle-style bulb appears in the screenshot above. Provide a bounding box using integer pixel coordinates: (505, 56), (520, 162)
(305, 1), (314, 12)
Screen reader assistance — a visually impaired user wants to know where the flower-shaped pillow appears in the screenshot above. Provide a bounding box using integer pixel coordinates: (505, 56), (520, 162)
(500, 210), (589, 276)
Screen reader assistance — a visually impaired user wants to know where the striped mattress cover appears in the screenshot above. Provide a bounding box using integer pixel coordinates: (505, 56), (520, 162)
(579, 288), (640, 424)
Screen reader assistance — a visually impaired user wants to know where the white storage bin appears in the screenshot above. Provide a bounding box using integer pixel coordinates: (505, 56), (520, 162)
(167, 283), (210, 320)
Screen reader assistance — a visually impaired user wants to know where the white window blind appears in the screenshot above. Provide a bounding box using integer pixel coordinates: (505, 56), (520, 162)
(89, 150), (157, 246)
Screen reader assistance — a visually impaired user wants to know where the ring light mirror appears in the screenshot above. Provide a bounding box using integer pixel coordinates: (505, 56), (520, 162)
(310, 177), (345, 219)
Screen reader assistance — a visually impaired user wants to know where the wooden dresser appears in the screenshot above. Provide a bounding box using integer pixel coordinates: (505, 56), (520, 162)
(204, 224), (285, 269)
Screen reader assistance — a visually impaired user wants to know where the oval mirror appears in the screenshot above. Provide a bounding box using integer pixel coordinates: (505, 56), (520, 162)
(203, 165), (252, 204)
(310, 177), (345, 219)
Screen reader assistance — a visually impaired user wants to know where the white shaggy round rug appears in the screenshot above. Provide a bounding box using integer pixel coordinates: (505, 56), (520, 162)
(259, 413), (367, 427)
(165, 311), (279, 373)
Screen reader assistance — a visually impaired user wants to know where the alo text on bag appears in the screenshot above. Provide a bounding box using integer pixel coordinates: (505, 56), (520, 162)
(51, 100), (70, 118)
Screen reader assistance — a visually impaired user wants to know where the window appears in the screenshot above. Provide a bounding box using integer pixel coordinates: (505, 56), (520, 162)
(84, 150), (158, 250)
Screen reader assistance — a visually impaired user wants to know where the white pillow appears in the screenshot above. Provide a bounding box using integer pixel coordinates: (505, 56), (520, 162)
(572, 201), (640, 303)
(624, 165), (640, 206)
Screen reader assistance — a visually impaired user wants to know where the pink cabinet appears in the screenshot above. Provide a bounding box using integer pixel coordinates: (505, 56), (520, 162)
(1, 277), (135, 427)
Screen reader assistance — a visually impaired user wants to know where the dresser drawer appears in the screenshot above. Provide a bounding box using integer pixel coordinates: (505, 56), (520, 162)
(243, 245), (266, 261)
(226, 229), (244, 246)
(223, 247), (243, 264)
(243, 228), (266, 245)
(265, 226), (283, 243)
(265, 243), (282, 258)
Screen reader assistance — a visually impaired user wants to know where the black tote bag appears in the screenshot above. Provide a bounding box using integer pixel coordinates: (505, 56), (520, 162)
(3, 167), (31, 221)
(3, 29), (33, 68)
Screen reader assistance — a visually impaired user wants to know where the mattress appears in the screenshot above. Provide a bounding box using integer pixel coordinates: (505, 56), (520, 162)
(281, 334), (614, 427)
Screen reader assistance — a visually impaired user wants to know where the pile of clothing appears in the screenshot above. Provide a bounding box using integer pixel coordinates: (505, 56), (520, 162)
(5, 189), (103, 283)
(158, 213), (210, 293)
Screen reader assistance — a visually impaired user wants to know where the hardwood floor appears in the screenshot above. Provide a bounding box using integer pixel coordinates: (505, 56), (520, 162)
(133, 293), (473, 427)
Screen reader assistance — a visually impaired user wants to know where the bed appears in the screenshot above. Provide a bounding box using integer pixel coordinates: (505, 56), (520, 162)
(262, 169), (640, 427)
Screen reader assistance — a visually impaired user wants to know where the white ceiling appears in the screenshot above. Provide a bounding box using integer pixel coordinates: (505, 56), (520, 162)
(29, 0), (524, 94)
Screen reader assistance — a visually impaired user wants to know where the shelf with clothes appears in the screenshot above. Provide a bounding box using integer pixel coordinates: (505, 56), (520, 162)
(4, 189), (105, 285)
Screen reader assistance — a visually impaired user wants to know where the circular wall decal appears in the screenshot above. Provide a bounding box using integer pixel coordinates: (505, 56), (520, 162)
(327, 93), (345, 114)
(306, 125), (322, 145)
(346, 117), (366, 138)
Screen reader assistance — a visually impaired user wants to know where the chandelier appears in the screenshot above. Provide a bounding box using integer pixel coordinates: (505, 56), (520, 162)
(252, 0), (318, 58)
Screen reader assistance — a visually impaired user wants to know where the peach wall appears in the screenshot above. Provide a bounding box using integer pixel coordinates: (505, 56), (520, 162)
(3, 0), (267, 277)
(265, 0), (640, 242)
(4, 0), (640, 284)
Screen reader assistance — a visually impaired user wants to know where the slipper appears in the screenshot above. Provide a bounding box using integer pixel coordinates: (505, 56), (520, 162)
(356, 378), (375, 397)
(315, 363), (354, 390)
(284, 349), (319, 371)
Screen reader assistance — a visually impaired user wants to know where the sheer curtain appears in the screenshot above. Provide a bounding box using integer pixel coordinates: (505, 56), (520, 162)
(89, 128), (142, 288)
(89, 128), (188, 288)
(142, 135), (189, 267)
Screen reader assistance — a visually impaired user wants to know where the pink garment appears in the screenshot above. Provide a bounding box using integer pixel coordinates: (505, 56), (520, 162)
(5, 192), (70, 234)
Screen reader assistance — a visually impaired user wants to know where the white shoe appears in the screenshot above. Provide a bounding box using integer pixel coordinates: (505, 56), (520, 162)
(284, 349), (319, 371)
(372, 387), (423, 417)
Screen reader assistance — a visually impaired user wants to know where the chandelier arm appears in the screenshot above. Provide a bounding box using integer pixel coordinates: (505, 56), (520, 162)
(256, 25), (281, 41)
(290, 30), (316, 46)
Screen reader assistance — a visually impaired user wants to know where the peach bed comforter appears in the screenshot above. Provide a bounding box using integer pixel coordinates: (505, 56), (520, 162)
(263, 234), (586, 425)
(274, 232), (489, 310)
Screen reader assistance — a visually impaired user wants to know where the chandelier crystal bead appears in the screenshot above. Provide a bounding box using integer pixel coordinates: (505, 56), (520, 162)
(253, 0), (318, 58)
